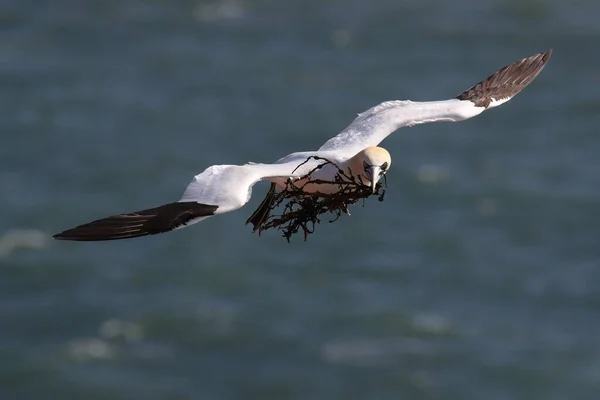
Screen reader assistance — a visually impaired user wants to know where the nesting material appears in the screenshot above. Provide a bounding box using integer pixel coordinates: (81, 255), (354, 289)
(256, 157), (386, 241)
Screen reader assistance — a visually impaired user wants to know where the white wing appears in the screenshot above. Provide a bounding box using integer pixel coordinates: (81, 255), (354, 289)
(180, 161), (311, 212)
(53, 162), (304, 241)
(319, 50), (551, 156)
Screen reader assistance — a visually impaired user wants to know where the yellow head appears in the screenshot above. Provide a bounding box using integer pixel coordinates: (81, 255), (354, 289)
(348, 146), (392, 193)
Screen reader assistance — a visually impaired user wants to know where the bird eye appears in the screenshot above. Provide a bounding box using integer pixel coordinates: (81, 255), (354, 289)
(363, 161), (371, 171)
(381, 162), (388, 171)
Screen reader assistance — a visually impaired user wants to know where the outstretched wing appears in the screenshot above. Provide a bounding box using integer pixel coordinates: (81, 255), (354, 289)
(53, 162), (301, 242)
(319, 50), (551, 156)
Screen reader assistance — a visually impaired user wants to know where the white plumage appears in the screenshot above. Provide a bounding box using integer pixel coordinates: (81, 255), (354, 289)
(54, 50), (551, 241)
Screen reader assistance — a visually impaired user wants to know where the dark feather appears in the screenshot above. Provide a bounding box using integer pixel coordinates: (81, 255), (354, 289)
(456, 49), (552, 108)
(53, 202), (218, 241)
(245, 183), (277, 235)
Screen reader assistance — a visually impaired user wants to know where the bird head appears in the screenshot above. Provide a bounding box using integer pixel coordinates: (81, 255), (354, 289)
(352, 146), (391, 193)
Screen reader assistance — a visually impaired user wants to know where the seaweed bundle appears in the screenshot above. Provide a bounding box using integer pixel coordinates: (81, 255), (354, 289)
(253, 157), (386, 241)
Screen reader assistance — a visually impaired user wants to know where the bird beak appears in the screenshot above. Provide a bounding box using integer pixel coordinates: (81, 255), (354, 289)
(368, 166), (381, 194)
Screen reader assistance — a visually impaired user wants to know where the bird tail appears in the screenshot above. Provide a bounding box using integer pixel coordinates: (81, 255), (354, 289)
(245, 182), (277, 234)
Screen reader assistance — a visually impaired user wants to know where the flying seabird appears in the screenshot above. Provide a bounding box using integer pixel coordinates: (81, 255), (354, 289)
(54, 49), (551, 241)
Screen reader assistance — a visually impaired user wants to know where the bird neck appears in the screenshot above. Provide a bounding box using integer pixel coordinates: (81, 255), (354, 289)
(342, 155), (367, 181)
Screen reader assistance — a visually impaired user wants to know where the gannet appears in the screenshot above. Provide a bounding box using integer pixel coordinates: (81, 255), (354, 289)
(54, 50), (551, 241)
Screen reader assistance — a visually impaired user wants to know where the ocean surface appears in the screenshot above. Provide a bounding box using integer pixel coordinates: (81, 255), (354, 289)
(2, 0), (600, 399)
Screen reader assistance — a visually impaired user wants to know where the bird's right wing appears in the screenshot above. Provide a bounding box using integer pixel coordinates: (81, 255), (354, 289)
(318, 50), (552, 156)
(54, 163), (300, 241)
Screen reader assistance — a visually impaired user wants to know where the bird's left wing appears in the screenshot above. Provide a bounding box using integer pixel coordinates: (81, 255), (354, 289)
(318, 50), (551, 156)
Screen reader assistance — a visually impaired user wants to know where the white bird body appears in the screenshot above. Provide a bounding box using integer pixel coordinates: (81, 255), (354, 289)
(54, 50), (551, 241)
(175, 148), (379, 231)
(268, 150), (356, 193)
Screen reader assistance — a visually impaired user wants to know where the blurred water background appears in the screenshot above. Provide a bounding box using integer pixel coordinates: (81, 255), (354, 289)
(2, 0), (600, 399)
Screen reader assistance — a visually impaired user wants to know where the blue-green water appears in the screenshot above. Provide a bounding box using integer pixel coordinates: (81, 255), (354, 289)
(2, 0), (600, 399)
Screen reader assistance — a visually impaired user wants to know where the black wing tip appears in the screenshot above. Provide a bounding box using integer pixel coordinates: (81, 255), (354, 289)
(456, 49), (552, 108)
(53, 232), (78, 241)
(529, 48), (553, 70)
(52, 220), (153, 242)
(53, 202), (219, 242)
(52, 230), (149, 242)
